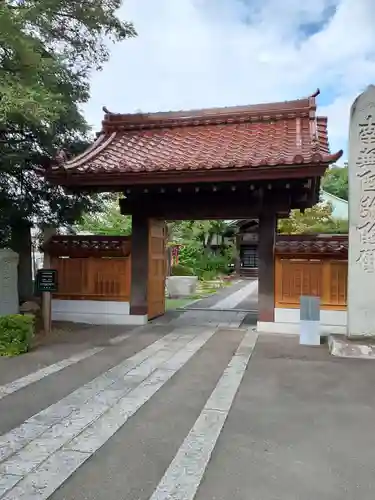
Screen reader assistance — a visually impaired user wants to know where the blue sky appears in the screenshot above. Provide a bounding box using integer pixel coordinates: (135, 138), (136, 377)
(83, 0), (375, 163)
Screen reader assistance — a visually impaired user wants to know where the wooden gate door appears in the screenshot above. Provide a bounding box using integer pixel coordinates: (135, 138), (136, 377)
(148, 219), (167, 319)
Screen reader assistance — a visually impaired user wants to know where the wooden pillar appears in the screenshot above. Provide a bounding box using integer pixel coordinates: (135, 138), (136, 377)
(258, 212), (276, 323)
(235, 233), (242, 275)
(130, 214), (149, 316)
(10, 220), (33, 302)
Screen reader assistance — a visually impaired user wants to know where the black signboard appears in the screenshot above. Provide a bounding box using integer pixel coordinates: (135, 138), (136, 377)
(36, 269), (58, 293)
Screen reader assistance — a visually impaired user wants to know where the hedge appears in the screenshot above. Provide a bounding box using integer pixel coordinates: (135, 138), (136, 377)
(0, 314), (34, 356)
(171, 264), (195, 276)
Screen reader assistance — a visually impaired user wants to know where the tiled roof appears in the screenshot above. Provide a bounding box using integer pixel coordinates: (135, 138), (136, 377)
(43, 235), (131, 258)
(51, 90), (342, 178)
(275, 234), (348, 256)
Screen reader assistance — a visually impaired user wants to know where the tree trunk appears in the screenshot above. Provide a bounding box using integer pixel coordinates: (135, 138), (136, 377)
(10, 221), (33, 303)
(203, 232), (214, 254)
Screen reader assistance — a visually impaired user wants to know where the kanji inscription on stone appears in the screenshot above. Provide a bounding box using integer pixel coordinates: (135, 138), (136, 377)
(355, 116), (375, 271)
(348, 85), (375, 336)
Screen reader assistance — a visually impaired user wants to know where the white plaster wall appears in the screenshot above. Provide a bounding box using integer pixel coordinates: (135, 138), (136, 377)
(257, 307), (347, 335)
(321, 190), (348, 219)
(52, 299), (148, 325)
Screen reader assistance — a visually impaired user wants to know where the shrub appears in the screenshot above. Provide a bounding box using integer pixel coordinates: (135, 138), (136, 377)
(178, 243), (202, 271)
(199, 269), (220, 281)
(193, 253), (234, 280)
(0, 315), (35, 356)
(178, 239), (236, 280)
(171, 264), (195, 276)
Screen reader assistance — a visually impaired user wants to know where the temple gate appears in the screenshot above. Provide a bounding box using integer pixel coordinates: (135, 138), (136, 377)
(46, 90), (342, 329)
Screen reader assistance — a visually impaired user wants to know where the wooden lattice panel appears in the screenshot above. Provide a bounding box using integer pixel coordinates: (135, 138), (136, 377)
(328, 261), (348, 307)
(276, 259), (322, 306)
(51, 256), (130, 301)
(275, 257), (347, 310)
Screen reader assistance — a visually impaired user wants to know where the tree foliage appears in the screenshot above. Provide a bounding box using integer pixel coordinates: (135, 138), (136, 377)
(77, 212), (235, 279)
(322, 164), (348, 201)
(0, 0), (136, 247)
(170, 220), (231, 249)
(278, 202), (348, 234)
(169, 220), (235, 279)
(0, 0), (136, 124)
(277, 165), (349, 235)
(75, 197), (132, 236)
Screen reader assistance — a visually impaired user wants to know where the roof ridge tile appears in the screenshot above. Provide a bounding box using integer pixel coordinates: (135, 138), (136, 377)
(49, 91), (343, 180)
(101, 94), (318, 133)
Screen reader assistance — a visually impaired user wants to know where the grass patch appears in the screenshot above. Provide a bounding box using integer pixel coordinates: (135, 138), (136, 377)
(166, 298), (199, 310)
(165, 277), (236, 310)
(166, 290), (218, 310)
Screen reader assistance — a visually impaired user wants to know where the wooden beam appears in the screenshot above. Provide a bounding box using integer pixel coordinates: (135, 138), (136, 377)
(120, 190), (293, 219)
(47, 165), (327, 188)
(122, 179), (308, 196)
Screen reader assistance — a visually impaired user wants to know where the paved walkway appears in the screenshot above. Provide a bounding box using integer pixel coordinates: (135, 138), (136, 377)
(184, 279), (258, 311)
(0, 290), (375, 499)
(211, 280), (258, 310)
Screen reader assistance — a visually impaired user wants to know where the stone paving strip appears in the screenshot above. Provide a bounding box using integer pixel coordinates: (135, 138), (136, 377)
(0, 329), (191, 485)
(0, 347), (103, 401)
(211, 280), (258, 310)
(0, 332), (134, 401)
(148, 329), (258, 500)
(0, 327), (217, 499)
(172, 310), (247, 329)
(108, 332), (133, 345)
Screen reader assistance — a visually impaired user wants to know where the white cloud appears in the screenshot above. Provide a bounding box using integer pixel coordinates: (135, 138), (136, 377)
(84, 0), (375, 161)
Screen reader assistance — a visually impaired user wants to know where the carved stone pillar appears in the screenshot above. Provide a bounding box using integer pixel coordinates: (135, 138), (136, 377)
(0, 250), (19, 315)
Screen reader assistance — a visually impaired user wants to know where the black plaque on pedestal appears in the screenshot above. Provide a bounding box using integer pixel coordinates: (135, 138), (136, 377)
(36, 269), (58, 293)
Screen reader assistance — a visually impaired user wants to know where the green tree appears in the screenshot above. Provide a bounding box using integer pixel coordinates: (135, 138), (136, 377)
(75, 197), (132, 236)
(170, 220), (231, 251)
(278, 202), (348, 234)
(322, 164), (348, 201)
(0, 70), (109, 298)
(0, 0), (135, 123)
(0, 0), (136, 299)
(169, 220), (235, 279)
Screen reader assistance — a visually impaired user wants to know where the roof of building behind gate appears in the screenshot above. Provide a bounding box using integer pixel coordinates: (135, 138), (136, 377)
(48, 89), (343, 184)
(275, 234), (348, 256)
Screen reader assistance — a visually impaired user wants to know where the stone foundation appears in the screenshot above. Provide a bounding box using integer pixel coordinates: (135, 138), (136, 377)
(52, 299), (148, 325)
(329, 335), (375, 359)
(257, 307), (346, 335)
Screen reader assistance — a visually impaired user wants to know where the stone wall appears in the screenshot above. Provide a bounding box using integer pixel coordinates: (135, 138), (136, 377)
(0, 249), (19, 315)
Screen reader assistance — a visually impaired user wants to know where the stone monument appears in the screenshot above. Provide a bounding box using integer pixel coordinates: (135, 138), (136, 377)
(348, 85), (375, 337)
(0, 249), (19, 316)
